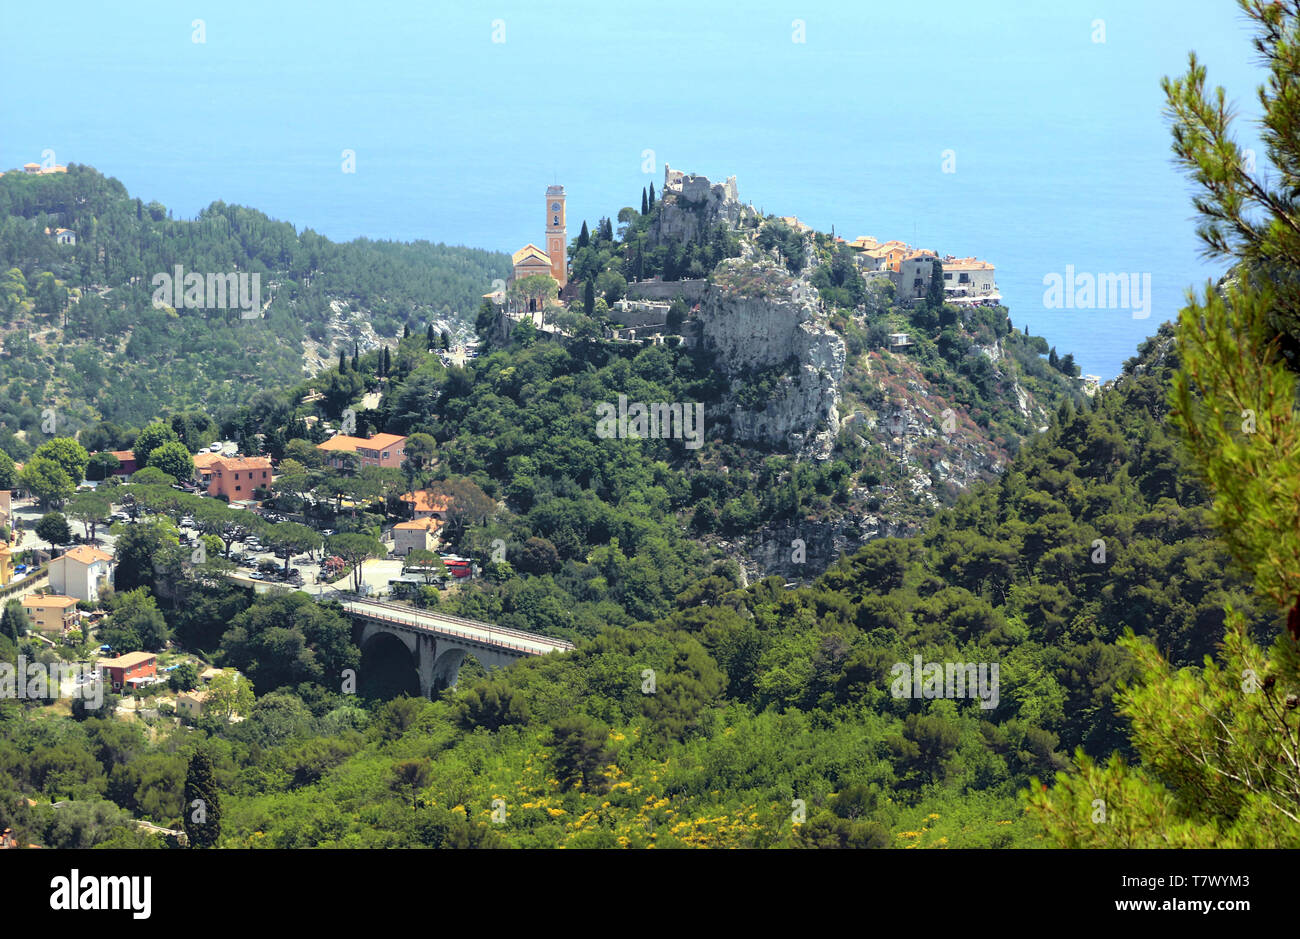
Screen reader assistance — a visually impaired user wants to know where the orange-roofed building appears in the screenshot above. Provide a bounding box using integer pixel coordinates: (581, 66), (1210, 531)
(317, 432), (407, 470)
(858, 240), (911, 273)
(392, 516), (443, 556)
(207, 457), (272, 501)
(97, 651), (157, 692)
(512, 243), (554, 294)
(940, 256), (999, 303)
(48, 545), (114, 602)
(400, 490), (452, 520)
(22, 594), (79, 635)
(109, 450), (136, 476)
(193, 451), (223, 487)
(895, 251), (942, 305)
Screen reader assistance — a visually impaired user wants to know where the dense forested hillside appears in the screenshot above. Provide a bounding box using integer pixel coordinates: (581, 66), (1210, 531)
(0, 322), (1268, 848)
(0, 165), (508, 432)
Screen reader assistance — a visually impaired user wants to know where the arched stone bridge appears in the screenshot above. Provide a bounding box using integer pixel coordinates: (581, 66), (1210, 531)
(340, 596), (575, 697)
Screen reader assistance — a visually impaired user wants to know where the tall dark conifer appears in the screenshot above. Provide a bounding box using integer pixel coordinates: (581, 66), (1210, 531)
(183, 749), (221, 848)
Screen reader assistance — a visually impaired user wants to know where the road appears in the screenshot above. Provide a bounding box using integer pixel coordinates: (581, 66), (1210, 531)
(336, 596), (575, 656)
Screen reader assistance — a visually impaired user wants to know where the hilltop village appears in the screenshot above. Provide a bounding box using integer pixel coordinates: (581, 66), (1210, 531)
(487, 165), (1011, 350)
(461, 164), (1094, 577)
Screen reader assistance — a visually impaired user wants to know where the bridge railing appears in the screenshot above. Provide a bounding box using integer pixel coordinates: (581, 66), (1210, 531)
(341, 596), (576, 651)
(340, 599), (575, 656)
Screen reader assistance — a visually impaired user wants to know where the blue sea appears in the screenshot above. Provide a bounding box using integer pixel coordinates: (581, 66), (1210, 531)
(0, 0), (1270, 379)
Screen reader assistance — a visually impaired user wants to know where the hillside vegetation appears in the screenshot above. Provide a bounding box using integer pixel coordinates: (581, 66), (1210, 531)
(0, 166), (508, 433)
(0, 324), (1271, 848)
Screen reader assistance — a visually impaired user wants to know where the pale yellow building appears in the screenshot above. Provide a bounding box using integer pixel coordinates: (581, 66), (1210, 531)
(22, 594), (79, 636)
(176, 689), (210, 720)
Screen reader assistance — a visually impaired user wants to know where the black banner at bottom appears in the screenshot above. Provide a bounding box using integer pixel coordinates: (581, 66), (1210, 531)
(0, 848), (1278, 924)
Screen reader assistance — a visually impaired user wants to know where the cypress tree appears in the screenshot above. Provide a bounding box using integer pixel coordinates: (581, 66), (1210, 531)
(426, 323), (435, 350)
(183, 749), (221, 848)
(578, 220), (589, 248)
(584, 280), (595, 317)
(926, 259), (945, 310)
(338, 349), (347, 372)
(440, 330), (450, 350)
(641, 188), (648, 215)
(403, 323), (411, 339)
(648, 182), (656, 210)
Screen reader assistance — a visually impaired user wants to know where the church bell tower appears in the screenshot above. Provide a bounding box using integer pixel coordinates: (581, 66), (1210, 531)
(545, 185), (567, 288)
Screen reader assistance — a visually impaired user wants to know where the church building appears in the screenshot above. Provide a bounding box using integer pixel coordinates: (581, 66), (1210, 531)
(508, 185), (568, 296)
(487, 184), (570, 316)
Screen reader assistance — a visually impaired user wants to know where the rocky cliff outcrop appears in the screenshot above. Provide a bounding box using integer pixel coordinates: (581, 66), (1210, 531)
(735, 511), (920, 585)
(699, 258), (845, 457)
(651, 165), (755, 247)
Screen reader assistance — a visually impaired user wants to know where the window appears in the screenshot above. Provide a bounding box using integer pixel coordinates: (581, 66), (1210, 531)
(235, 486), (242, 492)
(943, 272), (953, 280)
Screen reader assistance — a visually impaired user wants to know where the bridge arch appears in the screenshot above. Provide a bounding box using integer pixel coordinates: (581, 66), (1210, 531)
(357, 626), (420, 699)
(429, 647), (466, 696)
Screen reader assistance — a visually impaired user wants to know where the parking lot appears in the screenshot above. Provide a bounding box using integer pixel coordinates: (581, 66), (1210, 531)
(8, 492), (460, 601)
